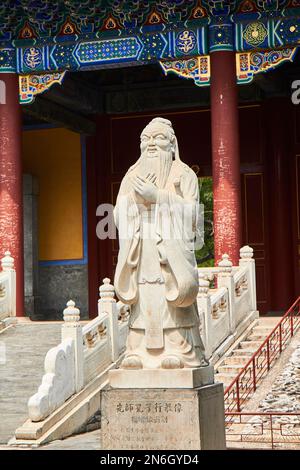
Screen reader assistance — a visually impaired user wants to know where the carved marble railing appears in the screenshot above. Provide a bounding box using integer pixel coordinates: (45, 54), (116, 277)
(28, 278), (129, 422)
(197, 246), (257, 358)
(27, 246), (257, 423)
(0, 251), (16, 322)
(82, 279), (129, 385)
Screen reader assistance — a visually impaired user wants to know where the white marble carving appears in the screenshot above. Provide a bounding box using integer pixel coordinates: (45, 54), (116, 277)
(113, 117), (208, 372)
(0, 250), (16, 320)
(27, 300), (81, 421)
(28, 338), (75, 422)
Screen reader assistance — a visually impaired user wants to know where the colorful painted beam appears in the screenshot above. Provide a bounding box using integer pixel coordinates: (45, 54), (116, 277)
(14, 28), (208, 74)
(236, 47), (298, 83)
(1, 10), (300, 76)
(19, 72), (66, 104)
(0, 1), (299, 45)
(17, 45), (299, 105)
(160, 47), (298, 86)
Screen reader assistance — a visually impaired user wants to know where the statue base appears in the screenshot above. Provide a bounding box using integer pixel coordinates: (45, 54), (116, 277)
(100, 384), (226, 450)
(108, 365), (214, 389)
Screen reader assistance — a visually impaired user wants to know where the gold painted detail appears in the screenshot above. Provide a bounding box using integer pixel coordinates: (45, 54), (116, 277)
(243, 21), (268, 47)
(19, 72), (66, 104)
(160, 56), (210, 87)
(176, 30), (196, 54)
(236, 48), (297, 84)
(160, 48), (297, 88)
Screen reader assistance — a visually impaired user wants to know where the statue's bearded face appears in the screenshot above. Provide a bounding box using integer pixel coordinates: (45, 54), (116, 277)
(139, 123), (174, 188)
(140, 124), (172, 158)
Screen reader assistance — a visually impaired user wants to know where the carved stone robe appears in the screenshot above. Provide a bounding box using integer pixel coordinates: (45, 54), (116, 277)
(114, 158), (205, 367)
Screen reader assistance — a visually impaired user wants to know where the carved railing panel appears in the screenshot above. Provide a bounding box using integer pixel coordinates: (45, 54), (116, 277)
(26, 245), (257, 423)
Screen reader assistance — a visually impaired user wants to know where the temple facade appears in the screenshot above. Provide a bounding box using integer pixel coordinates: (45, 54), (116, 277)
(0, 0), (300, 319)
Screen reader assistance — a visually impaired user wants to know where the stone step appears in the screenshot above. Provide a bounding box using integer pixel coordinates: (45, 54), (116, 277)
(252, 326), (273, 334)
(247, 333), (270, 341)
(215, 373), (237, 388)
(223, 356), (252, 366)
(217, 364), (243, 375)
(239, 340), (262, 349)
(232, 348), (257, 356)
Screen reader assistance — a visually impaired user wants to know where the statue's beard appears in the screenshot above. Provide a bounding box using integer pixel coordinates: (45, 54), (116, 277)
(139, 149), (173, 189)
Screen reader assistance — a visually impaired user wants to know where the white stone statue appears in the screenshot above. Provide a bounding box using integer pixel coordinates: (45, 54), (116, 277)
(114, 117), (208, 370)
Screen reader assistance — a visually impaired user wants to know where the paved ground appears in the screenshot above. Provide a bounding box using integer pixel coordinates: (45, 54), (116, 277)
(0, 321), (62, 444)
(0, 314), (292, 450)
(226, 319), (300, 450)
(242, 330), (300, 412)
(0, 430), (101, 450)
(40, 430), (101, 450)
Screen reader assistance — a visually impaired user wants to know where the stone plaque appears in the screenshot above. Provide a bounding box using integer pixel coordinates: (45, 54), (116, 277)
(100, 384), (226, 450)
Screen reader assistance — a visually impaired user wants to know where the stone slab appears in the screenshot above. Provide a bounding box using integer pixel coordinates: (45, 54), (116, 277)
(0, 323), (61, 444)
(100, 384), (226, 450)
(109, 365), (214, 389)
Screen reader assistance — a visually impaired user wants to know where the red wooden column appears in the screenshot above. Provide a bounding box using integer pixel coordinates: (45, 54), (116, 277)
(0, 73), (24, 316)
(210, 51), (242, 266)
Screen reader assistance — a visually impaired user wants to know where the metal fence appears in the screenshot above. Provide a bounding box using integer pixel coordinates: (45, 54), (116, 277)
(224, 297), (300, 412)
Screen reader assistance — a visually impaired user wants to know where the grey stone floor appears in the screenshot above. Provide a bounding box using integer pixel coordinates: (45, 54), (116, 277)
(0, 322), (62, 444)
(241, 330), (300, 412)
(0, 430), (101, 450)
(40, 430), (101, 450)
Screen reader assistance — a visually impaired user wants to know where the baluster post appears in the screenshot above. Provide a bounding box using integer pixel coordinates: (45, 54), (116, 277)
(62, 300), (84, 392)
(236, 379), (241, 412)
(1, 251), (16, 317)
(267, 339), (270, 370)
(279, 323), (282, 354)
(217, 254), (235, 334)
(99, 278), (119, 362)
(290, 313), (294, 338)
(252, 357), (256, 392)
(239, 245), (257, 311)
(197, 272), (213, 358)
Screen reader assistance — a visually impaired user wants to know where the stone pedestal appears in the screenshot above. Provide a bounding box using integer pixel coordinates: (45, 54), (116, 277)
(100, 384), (226, 450)
(109, 365), (214, 389)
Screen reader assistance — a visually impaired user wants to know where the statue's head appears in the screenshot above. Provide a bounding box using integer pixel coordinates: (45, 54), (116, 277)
(140, 117), (176, 159)
(139, 117), (179, 188)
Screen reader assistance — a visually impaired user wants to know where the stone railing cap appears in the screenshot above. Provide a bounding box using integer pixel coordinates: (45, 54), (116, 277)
(99, 278), (115, 299)
(1, 250), (14, 271)
(218, 253), (233, 269)
(63, 300), (80, 322)
(240, 245), (254, 259)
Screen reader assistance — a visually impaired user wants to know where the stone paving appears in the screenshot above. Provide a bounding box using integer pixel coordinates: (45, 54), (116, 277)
(259, 341), (300, 413)
(240, 330), (300, 413)
(0, 322), (62, 444)
(227, 327), (300, 450)
(39, 430), (101, 450)
(1, 315), (297, 450)
(0, 430), (101, 450)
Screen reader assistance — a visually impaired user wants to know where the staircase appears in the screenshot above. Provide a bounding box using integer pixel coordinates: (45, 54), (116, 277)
(215, 322), (276, 389)
(0, 322), (61, 444)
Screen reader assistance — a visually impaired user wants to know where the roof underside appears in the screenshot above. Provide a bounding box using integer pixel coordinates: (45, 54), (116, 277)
(0, 1), (299, 44)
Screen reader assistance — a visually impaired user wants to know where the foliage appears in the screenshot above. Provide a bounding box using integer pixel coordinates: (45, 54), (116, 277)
(195, 177), (214, 267)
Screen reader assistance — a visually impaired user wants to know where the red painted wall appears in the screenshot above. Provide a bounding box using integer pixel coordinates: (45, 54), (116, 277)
(86, 101), (299, 316)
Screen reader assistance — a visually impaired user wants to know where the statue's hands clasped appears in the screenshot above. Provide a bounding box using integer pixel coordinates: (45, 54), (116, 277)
(132, 173), (158, 203)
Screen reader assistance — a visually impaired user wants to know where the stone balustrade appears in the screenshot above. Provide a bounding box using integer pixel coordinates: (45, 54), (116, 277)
(0, 251), (16, 322)
(26, 245), (258, 423)
(27, 278), (129, 422)
(197, 245), (258, 360)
